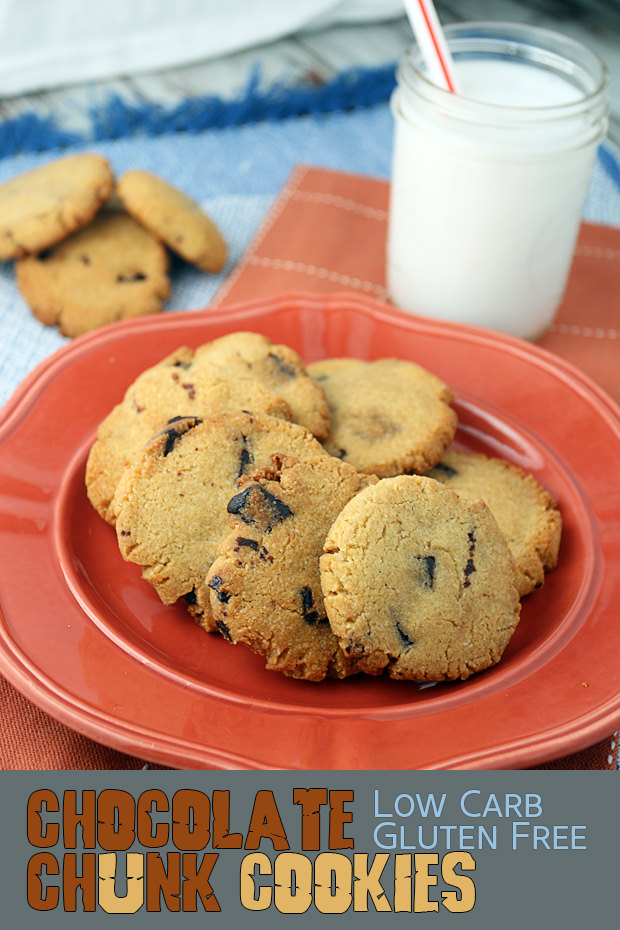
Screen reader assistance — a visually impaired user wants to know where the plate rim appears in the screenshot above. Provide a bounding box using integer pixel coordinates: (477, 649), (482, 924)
(3, 290), (620, 432)
(1, 289), (620, 770)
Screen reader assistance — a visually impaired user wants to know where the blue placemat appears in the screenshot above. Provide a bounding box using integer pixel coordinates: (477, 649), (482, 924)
(1, 68), (620, 409)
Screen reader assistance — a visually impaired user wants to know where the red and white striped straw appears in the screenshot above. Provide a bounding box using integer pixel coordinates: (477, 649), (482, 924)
(403, 0), (459, 93)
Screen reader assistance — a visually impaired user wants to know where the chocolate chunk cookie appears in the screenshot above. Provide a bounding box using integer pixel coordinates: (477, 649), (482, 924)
(427, 450), (562, 597)
(194, 332), (330, 439)
(117, 170), (227, 273)
(320, 475), (521, 681)
(114, 411), (328, 631)
(207, 455), (376, 680)
(307, 357), (457, 476)
(16, 209), (170, 337)
(0, 153), (114, 260)
(86, 347), (292, 524)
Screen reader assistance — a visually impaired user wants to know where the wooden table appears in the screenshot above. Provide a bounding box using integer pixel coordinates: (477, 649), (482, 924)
(1, 4), (619, 145)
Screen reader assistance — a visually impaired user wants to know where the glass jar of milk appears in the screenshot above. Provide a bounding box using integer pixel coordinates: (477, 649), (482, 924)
(387, 22), (609, 340)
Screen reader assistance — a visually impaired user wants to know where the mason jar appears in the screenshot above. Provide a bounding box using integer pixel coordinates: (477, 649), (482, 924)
(386, 21), (609, 340)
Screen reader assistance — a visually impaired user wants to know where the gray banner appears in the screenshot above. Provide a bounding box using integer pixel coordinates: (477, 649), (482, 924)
(2, 770), (617, 927)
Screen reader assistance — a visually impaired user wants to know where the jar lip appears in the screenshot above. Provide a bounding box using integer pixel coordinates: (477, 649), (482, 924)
(399, 20), (609, 120)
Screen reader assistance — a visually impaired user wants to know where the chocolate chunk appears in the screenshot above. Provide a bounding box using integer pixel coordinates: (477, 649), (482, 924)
(299, 586), (326, 625)
(257, 487), (293, 524)
(416, 555), (435, 588)
(172, 358), (192, 370)
(231, 534), (271, 561)
(464, 530), (476, 587)
(396, 621), (415, 648)
(430, 462), (458, 479)
(344, 642), (366, 656)
(335, 448), (347, 459)
(156, 416), (202, 456)
(227, 485), (293, 532)
(117, 271), (147, 283)
(235, 537), (259, 551)
(268, 352), (296, 379)
(208, 575), (231, 604)
(184, 588), (198, 606)
(390, 606), (415, 648)
(301, 587), (314, 612)
(352, 412), (400, 442)
(215, 619), (232, 641)
(237, 436), (254, 478)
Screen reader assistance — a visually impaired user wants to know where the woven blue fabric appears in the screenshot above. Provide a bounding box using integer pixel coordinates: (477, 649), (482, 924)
(0, 86), (619, 408)
(0, 65), (398, 158)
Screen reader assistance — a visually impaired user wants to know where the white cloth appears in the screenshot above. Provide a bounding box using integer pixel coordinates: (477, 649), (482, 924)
(0, 0), (405, 97)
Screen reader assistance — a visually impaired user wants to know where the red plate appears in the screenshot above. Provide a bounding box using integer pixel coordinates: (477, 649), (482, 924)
(1, 291), (619, 769)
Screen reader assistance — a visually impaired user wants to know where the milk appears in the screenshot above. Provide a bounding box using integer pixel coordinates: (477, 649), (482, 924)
(386, 23), (609, 340)
(455, 58), (583, 107)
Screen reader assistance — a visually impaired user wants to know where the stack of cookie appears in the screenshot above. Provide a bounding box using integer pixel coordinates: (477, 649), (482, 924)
(0, 153), (226, 337)
(86, 332), (561, 683)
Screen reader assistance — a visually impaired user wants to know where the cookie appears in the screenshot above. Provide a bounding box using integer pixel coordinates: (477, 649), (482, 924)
(194, 332), (330, 438)
(206, 455), (375, 680)
(0, 153), (114, 261)
(113, 411), (328, 630)
(85, 347), (292, 524)
(117, 170), (227, 273)
(427, 450), (562, 597)
(16, 209), (170, 337)
(306, 357), (457, 476)
(320, 475), (521, 681)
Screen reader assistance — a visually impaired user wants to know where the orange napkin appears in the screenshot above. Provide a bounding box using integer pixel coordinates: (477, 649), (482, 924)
(1, 164), (618, 771)
(213, 164), (620, 408)
(0, 679), (162, 769)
